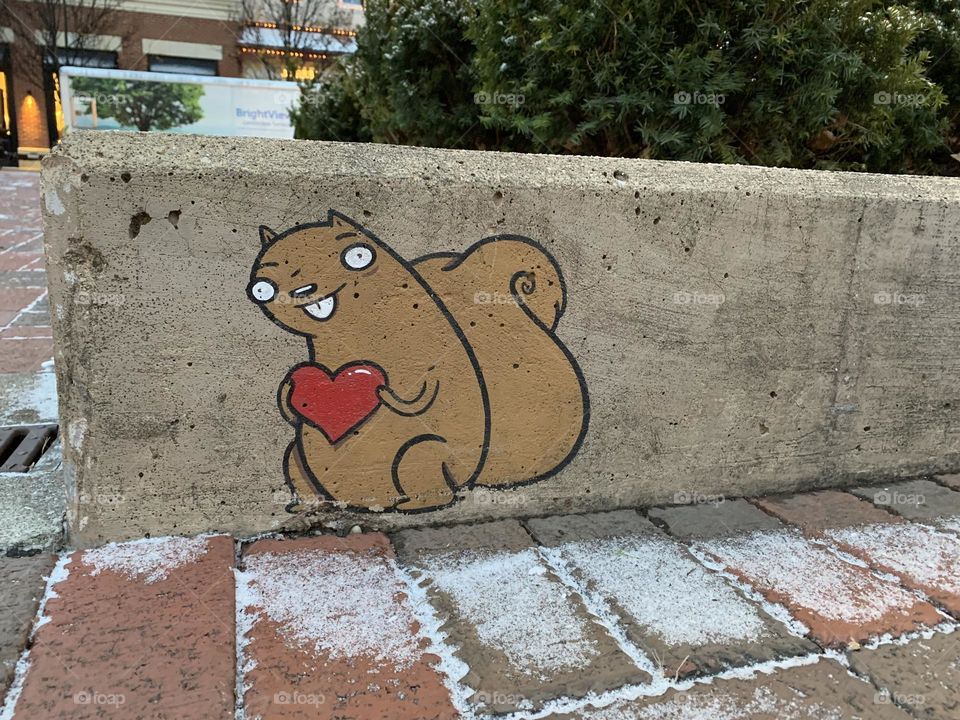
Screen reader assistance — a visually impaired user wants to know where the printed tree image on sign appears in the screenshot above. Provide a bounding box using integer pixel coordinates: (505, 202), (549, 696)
(248, 210), (589, 512)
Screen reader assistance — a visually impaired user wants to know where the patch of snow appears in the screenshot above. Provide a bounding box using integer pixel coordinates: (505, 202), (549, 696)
(234, 549), (258, 720)
(825, 523), (960, 594)
(237, 547), (423, 670)
(550, 536), (770, 647)
(938, 516), (960, 534)
(695, 530), (917, 623)
(511, 652), (829, 720)
(394, 560), (473, 714)
(0, 370), (58, 425)
(566, 683), (843, 720)
(421, 548), (599, 678)
(0, 553), (71, 720)
(539, 546), (664, 684)
(684, 546), (810, 638)
(84, 535), (208, 583)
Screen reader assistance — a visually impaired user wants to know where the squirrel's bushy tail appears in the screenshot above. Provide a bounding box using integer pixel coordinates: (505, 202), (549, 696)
(414, 236), (588, 489)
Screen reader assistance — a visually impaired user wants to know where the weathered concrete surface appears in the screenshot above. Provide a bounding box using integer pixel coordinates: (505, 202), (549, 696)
(847, 632), (960, 720)
(394, 520), (647, 713)
(41, 132), (960, 543)
(525, 510), (817, 678)
(0, 443), (65, 554)
(0, 555), (54, 699)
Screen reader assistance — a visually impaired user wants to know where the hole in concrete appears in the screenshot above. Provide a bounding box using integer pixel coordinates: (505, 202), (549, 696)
(129, 211), (152, 239)
(0, 424), (59, 472)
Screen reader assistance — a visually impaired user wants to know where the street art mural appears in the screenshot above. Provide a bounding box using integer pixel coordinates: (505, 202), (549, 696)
(247, 210), (589, 512)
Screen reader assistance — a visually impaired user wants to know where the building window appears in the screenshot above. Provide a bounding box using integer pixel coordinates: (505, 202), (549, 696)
(56, 49), (118, 69)
(148, 56), (218, 76)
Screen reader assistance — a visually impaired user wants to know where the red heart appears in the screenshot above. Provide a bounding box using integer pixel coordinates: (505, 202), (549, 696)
(287, 362), (386, 443)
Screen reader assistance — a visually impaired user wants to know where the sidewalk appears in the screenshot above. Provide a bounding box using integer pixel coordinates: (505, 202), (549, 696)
(0, 486), (958, 719)
(1, 169), (959, 720)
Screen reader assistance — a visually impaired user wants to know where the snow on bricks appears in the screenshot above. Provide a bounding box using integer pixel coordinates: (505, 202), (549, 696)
(237, 533), (457, 720)
(758, 490), (960, 619)
(392, 520), (648, 714)
(649, 501), (941, 648)
(524, 510), (817, 679)
(546, 659), (913, 720)
(5, 535), (236, 720)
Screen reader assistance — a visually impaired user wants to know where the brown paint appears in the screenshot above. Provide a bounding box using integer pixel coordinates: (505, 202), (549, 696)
(248, 211), (589, 513)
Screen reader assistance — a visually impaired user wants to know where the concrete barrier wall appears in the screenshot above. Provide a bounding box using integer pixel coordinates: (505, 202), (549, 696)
(41, 132), (960, 546)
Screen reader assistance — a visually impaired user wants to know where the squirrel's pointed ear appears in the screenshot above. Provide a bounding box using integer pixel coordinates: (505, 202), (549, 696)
(329, 210), (361, 230)
(259, 226), (278, 245)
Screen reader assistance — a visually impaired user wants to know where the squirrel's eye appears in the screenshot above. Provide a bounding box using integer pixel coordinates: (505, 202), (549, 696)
(249, 279), (277, 303)
(341, 244), (375, 270)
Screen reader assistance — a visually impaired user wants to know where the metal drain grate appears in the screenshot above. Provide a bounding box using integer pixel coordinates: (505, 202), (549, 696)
(0, 424), (59, 472)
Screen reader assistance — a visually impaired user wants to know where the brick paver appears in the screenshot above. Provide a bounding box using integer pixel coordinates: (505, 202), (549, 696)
(0, 171), (51, 374)
(525, 510), (817, 679)
(0, 556), (55, 698)
(238, 534), (456, 720)
(847, 631), (960, 720)
(849, 479), (960, 530)
(394, 520), (648, 714)
(936, 474), (960, 491)
(9, 536), (236, 719)
(649, 501), (941, 647)
(548, 659), (912, 719)
(759, 490), (960, 618)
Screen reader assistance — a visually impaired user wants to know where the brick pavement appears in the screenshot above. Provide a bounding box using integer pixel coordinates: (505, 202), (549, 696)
(0, 171), (52, 374)
(0, 488), (958, 719)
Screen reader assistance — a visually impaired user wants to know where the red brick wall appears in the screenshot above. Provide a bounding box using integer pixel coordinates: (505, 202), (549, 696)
(6, 3), (243, 151)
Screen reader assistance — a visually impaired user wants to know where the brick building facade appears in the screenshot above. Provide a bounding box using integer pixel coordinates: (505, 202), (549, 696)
(0, 0), (361, 164)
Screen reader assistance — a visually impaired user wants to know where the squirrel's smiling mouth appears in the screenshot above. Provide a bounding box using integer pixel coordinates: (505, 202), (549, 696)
(297, 284), (345, 321)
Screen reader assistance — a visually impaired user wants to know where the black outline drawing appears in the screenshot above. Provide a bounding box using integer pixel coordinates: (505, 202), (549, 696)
(248, 210), (590, 514)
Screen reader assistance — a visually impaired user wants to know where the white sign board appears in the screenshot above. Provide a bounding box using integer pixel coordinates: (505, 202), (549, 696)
(59, 67), (300, 139)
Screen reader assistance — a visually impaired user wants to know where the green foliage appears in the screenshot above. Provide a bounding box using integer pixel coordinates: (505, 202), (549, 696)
(72, 78), (205, 132)
(294, 0), (960, 175)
